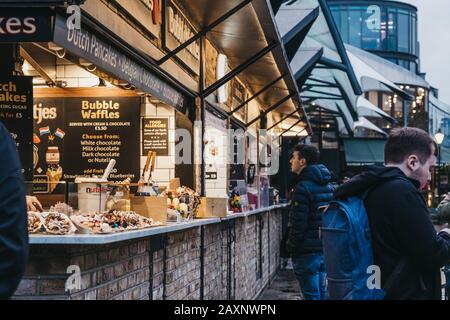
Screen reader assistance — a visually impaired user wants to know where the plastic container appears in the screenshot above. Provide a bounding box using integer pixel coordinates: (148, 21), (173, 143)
(75, 177), (108, 213)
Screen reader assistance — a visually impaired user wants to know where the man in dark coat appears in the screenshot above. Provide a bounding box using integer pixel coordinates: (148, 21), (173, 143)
(0, 122), (28, 299)
(286, 144), (335, 300)
(335, 127), (450, 300)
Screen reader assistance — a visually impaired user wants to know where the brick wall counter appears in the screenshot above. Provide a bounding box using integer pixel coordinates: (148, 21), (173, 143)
(13, 206), (288, 300)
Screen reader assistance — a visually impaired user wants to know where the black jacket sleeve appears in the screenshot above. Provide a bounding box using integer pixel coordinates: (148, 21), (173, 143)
(391, 188), (450, 272)
(0, 123), (28, 299)
(286, 183), (310, 253)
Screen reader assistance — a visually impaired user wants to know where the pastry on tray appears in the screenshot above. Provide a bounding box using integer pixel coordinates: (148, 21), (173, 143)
(43, 212), (76, 235)
(49, 202), (74, 216)
(28, 212), (43, 233)
(71, 213), (114, 234)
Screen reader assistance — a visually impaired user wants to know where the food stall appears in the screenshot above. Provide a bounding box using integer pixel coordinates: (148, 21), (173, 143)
(0, 0), (312, 300)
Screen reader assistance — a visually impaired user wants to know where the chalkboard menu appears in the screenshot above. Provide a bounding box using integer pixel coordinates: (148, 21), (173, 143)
(33, 93), (140, 189)
(0, 76), (33, 180)
(142, 117), (169, 156)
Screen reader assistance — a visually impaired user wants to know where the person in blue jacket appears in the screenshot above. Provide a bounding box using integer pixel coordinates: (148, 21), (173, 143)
(0, 122), (28, 299)
(286, 144), (335, 300)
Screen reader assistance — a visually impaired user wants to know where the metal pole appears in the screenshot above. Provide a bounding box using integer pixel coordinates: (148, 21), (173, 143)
(200, 36), (206, 197)
(157, 0), (253, 65)
(439, 145), (442, 201)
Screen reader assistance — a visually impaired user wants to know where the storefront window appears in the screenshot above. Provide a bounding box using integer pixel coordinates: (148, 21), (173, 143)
(398, 59), (410, 70)
(348, 9), (362, 47)
(411, 14), (417, 55)
(397, 11), (410, 53)
(340, 9), (349, 44)
(362, 7), (380, 50)
(386, 9), (397, 52)
(330, 3), (418, 68)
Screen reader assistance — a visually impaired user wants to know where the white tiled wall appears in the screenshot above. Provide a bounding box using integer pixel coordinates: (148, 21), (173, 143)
(55, 59), (100, 87)
(204, 111), (228, 198)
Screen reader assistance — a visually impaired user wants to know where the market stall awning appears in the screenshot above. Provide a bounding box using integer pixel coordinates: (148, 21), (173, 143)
(181, 0), (311, 133)
(343, 138), (387, 166)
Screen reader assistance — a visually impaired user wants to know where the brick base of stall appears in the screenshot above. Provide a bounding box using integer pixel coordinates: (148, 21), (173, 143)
(13, 209), (284, 300)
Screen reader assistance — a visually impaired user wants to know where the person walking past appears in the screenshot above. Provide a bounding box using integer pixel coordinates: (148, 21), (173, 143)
(332, 128), (450, 300)
(286, 144), (335, 300)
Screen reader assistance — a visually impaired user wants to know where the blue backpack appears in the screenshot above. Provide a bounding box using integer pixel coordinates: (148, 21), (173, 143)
(321, 176), (410, 300)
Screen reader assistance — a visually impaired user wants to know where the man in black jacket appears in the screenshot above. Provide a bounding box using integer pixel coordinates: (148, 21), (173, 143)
(287, 144), (334, 300)
(0, 122), (28, 299)
(335, 127), (450, 300)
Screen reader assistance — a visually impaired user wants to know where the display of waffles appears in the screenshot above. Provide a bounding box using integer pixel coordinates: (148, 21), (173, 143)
(28, 207), (162, 235)
(28, 212), (43, 233)
(49, 202), (74, 216)
(71, 213), (113, 234)
(43, 212), (76, 235)
(101, 210), (162, 231)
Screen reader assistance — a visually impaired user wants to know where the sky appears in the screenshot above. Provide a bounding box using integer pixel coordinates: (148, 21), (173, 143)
(405, 0), (450, 104)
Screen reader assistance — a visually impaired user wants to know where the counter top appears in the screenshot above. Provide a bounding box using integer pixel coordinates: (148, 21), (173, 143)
(29, 204), (288, 245)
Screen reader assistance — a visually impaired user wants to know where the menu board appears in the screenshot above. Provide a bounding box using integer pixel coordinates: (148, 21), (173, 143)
(64, 97), (140, 181)
(33, 94), (140, 189)
(0, 76), (33, 180)
(142, 117), (169, 156)
(33, 98), (65, 192)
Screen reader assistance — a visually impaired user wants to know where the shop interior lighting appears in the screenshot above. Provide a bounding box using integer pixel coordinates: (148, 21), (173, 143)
(32, 77), (46, 85)
(216, 54), (228, 103)
(97, 78), (110, 87)
(123, 84), (135, 90)
(79, 58), (92, 67)
(22, 60), (32, 74)
(86, 64), (97, 72)
(435, 129), (445, 145)
(48, 43), (64, 51)
(55, 49), (66, 59)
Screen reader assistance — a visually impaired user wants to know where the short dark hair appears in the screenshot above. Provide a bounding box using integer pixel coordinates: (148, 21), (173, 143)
(293, 144), (320, 165)
(385, 127), (437, 164)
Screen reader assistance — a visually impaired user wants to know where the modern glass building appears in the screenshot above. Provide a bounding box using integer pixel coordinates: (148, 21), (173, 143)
(328, 0), (419, 73)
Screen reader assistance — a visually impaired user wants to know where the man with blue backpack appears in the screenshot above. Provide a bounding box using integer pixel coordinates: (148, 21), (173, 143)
(286, 144), (335, 300)
(323, 127), (450, 300)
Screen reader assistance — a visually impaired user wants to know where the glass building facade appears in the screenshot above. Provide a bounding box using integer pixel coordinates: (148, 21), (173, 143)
(363, 86), (428, 134)
(328, 0), (419, 73)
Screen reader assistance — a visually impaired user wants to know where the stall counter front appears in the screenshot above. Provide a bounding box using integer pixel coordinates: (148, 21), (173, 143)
(16, 204), (288, 300)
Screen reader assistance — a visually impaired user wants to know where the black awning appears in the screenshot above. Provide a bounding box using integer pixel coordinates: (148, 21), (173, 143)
(343, 139), (386, 166)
